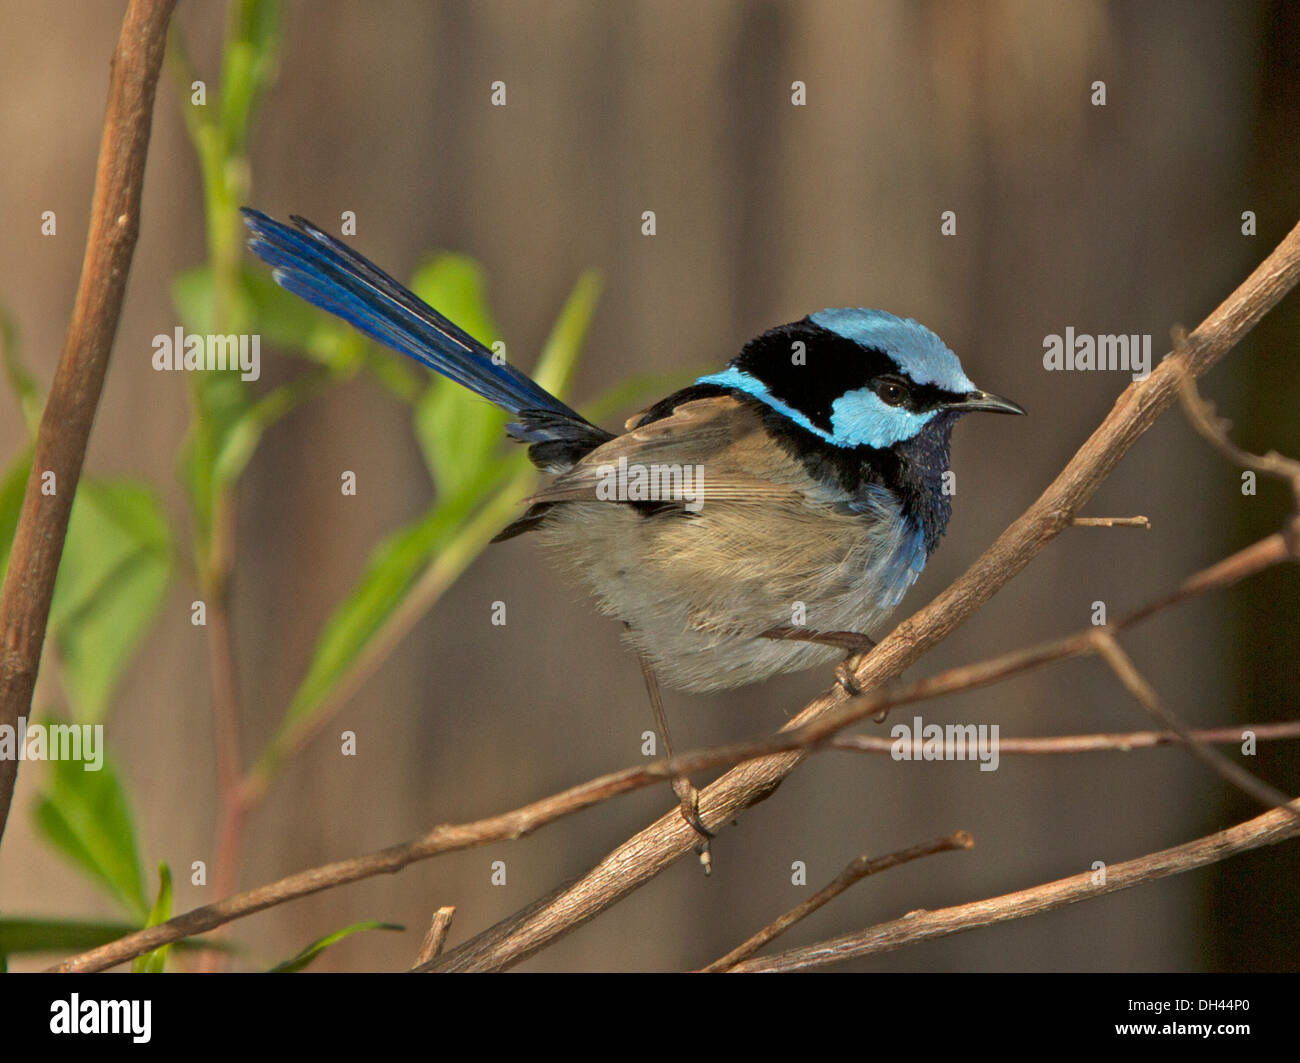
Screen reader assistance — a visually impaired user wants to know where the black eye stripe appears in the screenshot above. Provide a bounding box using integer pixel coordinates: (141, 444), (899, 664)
(732, 320), (897, 432)
(730, 319), (971, 425)
(900, 380), (959, 412)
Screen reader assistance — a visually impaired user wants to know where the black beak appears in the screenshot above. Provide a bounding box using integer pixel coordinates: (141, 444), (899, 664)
(954, 389), (1027, 415)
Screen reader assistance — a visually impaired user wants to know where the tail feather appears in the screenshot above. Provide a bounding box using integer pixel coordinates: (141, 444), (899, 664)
(241, 209), (612, 459)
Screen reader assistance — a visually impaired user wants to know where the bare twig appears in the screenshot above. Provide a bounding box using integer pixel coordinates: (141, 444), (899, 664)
(1091, 631), (1299, 819)
(829, 720), (1300, 755)
(1177, 368), (1300, 509)
(50, 530), (1290, 972)
(426, 218), (1300, 973)
(729, 799), (1300, 972)
(1070, 516), (1150, 528)
(0, 0), (177, 844)
(411, 907), (456, 968)
(700, 831), (972, 972)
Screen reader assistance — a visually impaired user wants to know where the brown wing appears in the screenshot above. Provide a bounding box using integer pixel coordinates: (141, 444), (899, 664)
(525, 395), (807, 507)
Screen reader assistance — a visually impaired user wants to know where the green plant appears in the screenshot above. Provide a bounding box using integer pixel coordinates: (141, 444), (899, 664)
(0, 0), (688, 970)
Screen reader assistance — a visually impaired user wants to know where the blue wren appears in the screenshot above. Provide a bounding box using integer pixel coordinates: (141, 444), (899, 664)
(241, 210), (1024, 849)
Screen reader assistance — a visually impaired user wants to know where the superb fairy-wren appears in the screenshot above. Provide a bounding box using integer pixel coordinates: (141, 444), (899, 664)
(241, 209), (1024, 850)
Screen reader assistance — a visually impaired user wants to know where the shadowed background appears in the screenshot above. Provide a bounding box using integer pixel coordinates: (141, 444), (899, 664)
(0, 0), (1296, 971)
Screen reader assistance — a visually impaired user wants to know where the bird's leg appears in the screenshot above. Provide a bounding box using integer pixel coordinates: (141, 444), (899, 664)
(760, 626), (877, 654)
(760, 626), (877, 697)
(634, 645), (714, 874)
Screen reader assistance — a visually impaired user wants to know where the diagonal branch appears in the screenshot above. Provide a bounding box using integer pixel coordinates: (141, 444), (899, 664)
(729, 799), (1300, 972)
(701, 830), (973, 972)
(1178, 362), (1300, 506)
(829, 720), (1300, 755)
(49, 527), (1289, 972)
(1091, 631), (1299, 818)
(0, 0), (177, 845)
(426, 218), (1300, 972)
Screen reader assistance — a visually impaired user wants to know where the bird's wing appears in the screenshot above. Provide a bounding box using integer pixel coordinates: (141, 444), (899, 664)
(525, 395), (807, 506)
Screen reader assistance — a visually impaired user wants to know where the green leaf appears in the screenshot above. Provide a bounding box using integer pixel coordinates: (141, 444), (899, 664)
(409, 255), (507, 496)
(241, 267), (367, 370)
(0, 306), (42, 435)
(182, 373), (249, 554)
(172, 264), (233, 338)
(133, 863), (173, 973)
(415, 384), (508, 498)
(49, 480), (173, 723)
(0, 918), (146, 958)
(3, 469), (173, 726)
(213, 367), (337, 487)
(0, 917), (229, 960)
(280, 464), (511, 735)
(172, 265), (364, 557)
(218, 0), (282, 157)
(362, 344), (423, 403)
(0, 449), (33, 581)
(259, 264), (600, 785)
(32, 734), (147, 921)
(269, 920), (402, 973)
(408, 254), (501, 355)
(171, 264), (255, 558)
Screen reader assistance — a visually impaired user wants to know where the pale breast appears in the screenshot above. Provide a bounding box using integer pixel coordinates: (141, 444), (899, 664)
(527, 395), (926, 691)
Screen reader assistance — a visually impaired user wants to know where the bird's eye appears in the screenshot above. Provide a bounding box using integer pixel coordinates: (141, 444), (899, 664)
(875, 380), (908, 407)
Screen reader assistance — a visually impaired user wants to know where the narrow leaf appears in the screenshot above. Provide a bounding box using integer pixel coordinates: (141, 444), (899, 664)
(49, 480), (173, 722)
(133, 863), (174, 973)
(0, 918), (231, 957)
(32, 735), (147, 921)
(408, 254), (506, 495)
(269, 920), (402, 973)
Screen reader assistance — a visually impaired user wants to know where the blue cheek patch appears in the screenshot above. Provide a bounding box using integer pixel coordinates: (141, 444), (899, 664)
(830, 387), (936, 448)
(695, 368), (934, 449)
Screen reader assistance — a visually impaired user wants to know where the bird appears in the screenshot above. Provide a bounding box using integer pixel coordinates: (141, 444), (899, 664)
(240, 208), (1024, 851)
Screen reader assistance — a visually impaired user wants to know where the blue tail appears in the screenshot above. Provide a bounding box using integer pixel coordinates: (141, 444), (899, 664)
(240, 209), (611, 460)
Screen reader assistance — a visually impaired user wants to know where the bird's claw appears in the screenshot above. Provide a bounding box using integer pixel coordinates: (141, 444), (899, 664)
(674, 779), (714, 875)
(835, 655), (867, 697)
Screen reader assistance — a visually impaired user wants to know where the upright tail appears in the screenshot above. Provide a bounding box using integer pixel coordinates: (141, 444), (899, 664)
(240, 209), (612, 467)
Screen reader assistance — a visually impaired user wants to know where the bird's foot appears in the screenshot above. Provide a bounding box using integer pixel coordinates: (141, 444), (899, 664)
(672, 776), (714, 875)
(835, 656), (867, 697)
(760, 627), (876, 696)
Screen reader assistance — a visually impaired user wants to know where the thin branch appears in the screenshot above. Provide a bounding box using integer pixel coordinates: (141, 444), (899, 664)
(729, 799), (1300, 972)
(427, 218), (1300, 973)
(50, 530), (1290, 972)
(1177, 366), (1300, 509)
(411, 907), (455, 968)
(829, 720), (1300, 755)
(0, 0), (177, 844)
(1070, 516), (1150, 528)
(1091, 631), (1299, 819)
(700, 831), (972, 972)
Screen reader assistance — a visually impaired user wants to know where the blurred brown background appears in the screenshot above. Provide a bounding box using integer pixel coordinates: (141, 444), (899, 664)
(0, 0), (1296, 971)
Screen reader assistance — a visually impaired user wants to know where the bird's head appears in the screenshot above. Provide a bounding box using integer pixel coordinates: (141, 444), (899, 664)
(697, 308), (1024, 450)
